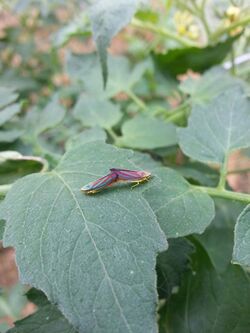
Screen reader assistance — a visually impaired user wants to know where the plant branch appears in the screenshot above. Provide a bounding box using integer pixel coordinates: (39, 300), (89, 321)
(106, 128), (119, 142)
(126, 89), (147, 111)
(165, 100), (191, 123)
(228, 167), (250, 175)
(131, 18), (199, 47)
(193, 185), (250, 204)
(217, 154), (229, 190)
(212, 15), (250, 40)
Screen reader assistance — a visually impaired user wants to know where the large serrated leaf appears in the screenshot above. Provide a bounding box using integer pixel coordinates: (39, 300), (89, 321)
(2, 142), (167, 333)
(178, 87), (250, 165)
(89, 0), (148, 86)
(233, 204), (250, 266)
(165, 242), (250, 333)
(143, 168), (215, 238)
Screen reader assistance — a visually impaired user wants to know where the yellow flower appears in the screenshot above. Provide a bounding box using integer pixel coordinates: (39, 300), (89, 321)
(174, 11), (199, 40)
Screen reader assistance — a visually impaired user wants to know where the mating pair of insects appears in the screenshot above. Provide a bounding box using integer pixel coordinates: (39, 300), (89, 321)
(81, 168), (151, 194)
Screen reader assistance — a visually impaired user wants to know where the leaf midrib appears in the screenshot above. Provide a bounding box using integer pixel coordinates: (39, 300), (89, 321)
(52, 171), (133, 333)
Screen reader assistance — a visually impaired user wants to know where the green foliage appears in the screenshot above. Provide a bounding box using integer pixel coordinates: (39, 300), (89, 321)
(179, 68), (245, 105)
(233, 204), (250, 266)
(164, 242), (250, 333)
(153, 37), (239, 77)
(178, 87), (250, 165)
(143, 168), (215, 238)
(0, 87), (22, 144)
(157, 238), (194, 299)
(23, 95), (66, 137)
(0, 219), (5, 239)
(0, 284), (28, 323)
(89, 0), (148, 86)
(117, 115), (177, 149)
(73, 95), (122, 129)
(65, 127), (107, 151)
(0, 151), (47, 185)
(1, 1), (250, 332)
(2, 142), (167, 333)
(8, 289), (76, 333)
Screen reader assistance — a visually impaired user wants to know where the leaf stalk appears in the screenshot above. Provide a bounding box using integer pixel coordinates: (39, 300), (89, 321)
(193, 185), (250, 204)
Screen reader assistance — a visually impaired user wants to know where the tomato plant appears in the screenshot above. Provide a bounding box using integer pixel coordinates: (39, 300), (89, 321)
(0, 0), (250, 332)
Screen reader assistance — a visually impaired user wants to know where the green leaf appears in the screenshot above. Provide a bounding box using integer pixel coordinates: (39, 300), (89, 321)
(0, 87), (22, 143)
(233, 204), (250, 266)
(25, 95), (66, 136)
(0, 104), (21, 127)
(0, 322), (9, 333)
(179, 68), (245, 106)
(153, 36), (239, 77)
(117, 115), (177, 149)
(165, 243), (250, 333)
(8, 289), (76, 333)
(0, 151), (47, 185)
(65, 127), (107, 151)
(0, 220), (5, 239)
(89, 0), (148, 86)
(53, 12), (91, 47)
(73, 95), (122, 129)
(66, 53), (148, 98)
(178, 87), (250, 165)
(0, 87), (18, 109)
(175, 162), (219, 187)
(105, 57), (149, 97)
(0, 129), (23, 143)
(196, 199), (245, 273)
(0, 284), (28, 319)
(143, 168), (215, 238)
(2, 142), (167, 333)
(157, 238), (194, 299)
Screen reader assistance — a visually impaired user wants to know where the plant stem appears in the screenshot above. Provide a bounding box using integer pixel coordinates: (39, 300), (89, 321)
(106, 128), (119, 142)
(0, 184), (12, 198)
(126, 89), (147, 111)
(0, 297), (17, 320)
(131, 18), (199, 47)
(212, 15), (250, 41)
(217, 154), (229, 190)
(228, 167), (250, 175)
(165, 100), (191, 123)
(192, 185), (250, 204)
(199, 9), (211, 38)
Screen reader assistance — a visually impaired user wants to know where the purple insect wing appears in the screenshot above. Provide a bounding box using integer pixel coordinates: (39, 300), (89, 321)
(81, 172), (117, 192)
(110, 168), (151, 181)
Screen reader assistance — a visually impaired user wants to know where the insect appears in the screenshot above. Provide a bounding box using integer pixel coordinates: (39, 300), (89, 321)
(110, 168), (151, 186)
(81, 168), (151, 194)
(81, 172), (118, 194)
